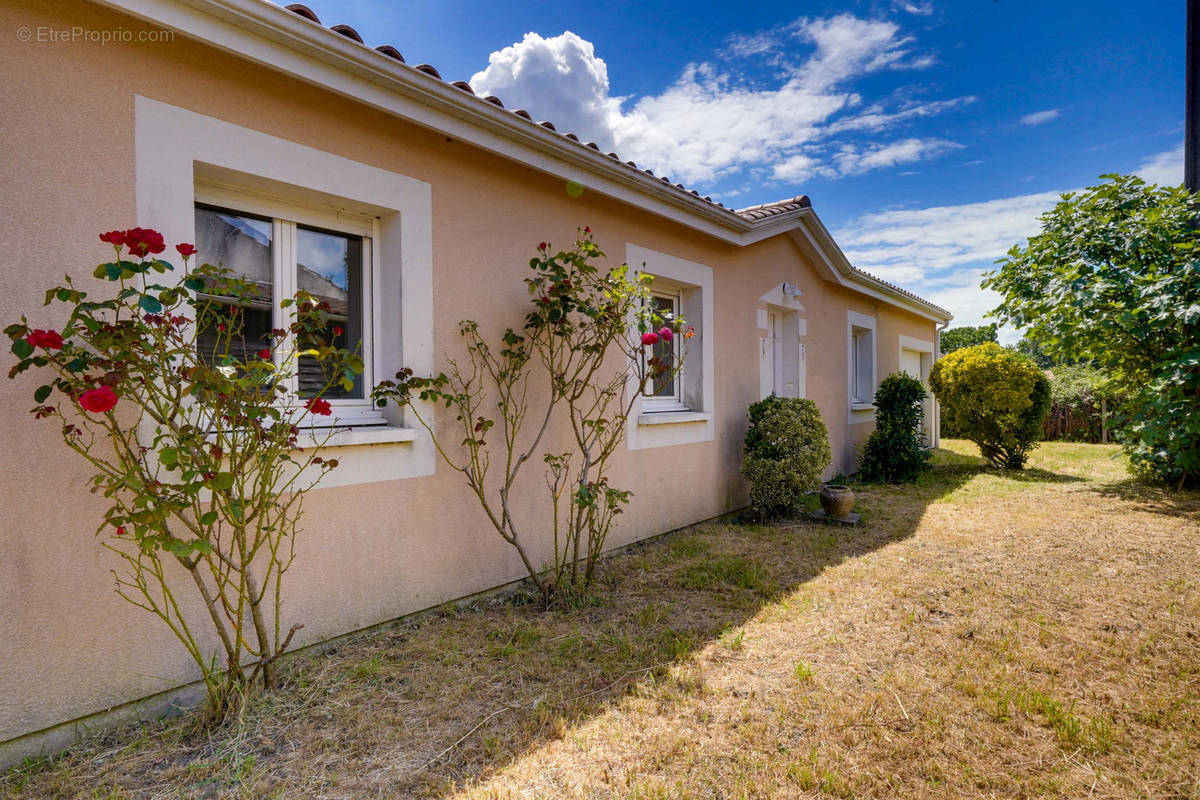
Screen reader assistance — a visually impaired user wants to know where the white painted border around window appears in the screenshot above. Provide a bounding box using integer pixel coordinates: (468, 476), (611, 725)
(625, 245), (715, 450)
(134, 95), (436, 486)
(847, 310), (877, 425)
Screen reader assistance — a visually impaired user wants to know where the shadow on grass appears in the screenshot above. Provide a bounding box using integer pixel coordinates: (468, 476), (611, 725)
(2, 450), (1071, 798)
(1091, 478), (1200, 519)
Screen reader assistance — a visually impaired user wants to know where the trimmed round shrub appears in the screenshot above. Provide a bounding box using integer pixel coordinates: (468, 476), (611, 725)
(740, 396), (832, 518)
(857, 372), (931, 483)
(929, 343), (1051, 470)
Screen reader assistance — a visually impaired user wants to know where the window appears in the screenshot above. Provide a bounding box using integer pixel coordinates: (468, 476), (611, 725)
(642, 290), (686, 411)
(194, 198), (380, 425)
(624, 245), (714, 450)
(851, 328), (872, 403)
(847, 311), (877, 417)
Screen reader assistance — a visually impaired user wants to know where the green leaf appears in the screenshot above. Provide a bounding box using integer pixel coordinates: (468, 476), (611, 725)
(11, 339), (32, 358)
(158, 447), (178, 466)
(33, 385), (51, 403)
(184, 277), (205, 292)
(56, 288), (72, 302)
(138, 295), (163, 314)
(65, 357), (86, 373)
(103, 262), (123, 281)
(210, 472), (235, 491)
(199, 510), (218, 526)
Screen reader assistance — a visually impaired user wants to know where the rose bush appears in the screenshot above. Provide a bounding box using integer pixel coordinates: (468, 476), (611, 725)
(373, 229), (686, 602)
(6, 227), (361, 717)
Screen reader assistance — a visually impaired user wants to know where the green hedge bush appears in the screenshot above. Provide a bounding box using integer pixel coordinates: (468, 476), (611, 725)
(740, 396), (832, 518)
(857, 372), (931, 483)
(929, 343), (1051, 469)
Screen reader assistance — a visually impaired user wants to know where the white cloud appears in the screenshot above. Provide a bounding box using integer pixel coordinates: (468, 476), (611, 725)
(893, 1), (935, 15)
(470, 15), (957, 186)
(836, 189), (1067, 330)
(466, 32), (622, 144)
(837, 190), (1062, 274)
(1019, 108), (1060, 126)
(833, 137), (962, 175)
(1134, 143), (1184, 186)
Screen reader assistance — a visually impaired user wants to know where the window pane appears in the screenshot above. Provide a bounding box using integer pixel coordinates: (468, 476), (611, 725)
(296, 226), (364, 399)
(649, 294), (677, 398)
(194, 206), (274, 368)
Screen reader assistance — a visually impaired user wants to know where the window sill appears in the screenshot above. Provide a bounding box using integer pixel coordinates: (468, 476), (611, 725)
(295, 425), (418, 449)
(637, 411), (711, 426)
(850, 403), (875, 413)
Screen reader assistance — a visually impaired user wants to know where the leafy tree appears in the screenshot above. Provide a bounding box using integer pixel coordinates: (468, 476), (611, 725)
(740, 396), (832, 518)
(940, 323), (997, 354)
(857, 372), (931, 483)
(1012, 334), (1055, 368)
(1044, 363), (1121, 442)
(929, 343), (1051, 469)
(983, 175), (1200, 487)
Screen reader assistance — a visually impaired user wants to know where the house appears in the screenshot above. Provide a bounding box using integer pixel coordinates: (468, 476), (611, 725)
(0, 0), (951, 763)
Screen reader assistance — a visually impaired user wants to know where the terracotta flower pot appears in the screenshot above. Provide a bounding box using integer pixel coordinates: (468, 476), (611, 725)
(819, 484), (855, 519)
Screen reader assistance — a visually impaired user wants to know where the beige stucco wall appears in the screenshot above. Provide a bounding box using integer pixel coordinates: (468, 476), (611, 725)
(0, 0), (942, 753)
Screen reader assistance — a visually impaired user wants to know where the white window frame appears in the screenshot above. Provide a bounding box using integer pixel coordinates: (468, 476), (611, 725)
(624, 245), (714, 451)
(194, 185), (382, 427)
(847, 310), (877, 423)
(641, 288), (687, 413)
(135, 96), (436, 486)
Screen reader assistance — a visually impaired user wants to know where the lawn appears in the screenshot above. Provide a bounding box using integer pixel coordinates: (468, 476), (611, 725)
(5, 440), (1198, 799)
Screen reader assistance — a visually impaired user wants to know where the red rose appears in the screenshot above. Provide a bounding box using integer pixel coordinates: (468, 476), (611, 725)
(216, 323), (227, 332)
(538, 241), (547, 250)
(115, 526), (126, 536)
(332, 326), (344, 337)
(79, 386), (118, 414)
(583, 226), (591, 234)
(641, 332), (659, 346)
(175, 242), (197, 258)
(305, 397), (333, 416)
(124, 227), (166, 257)
(99, 230), (126, 246)
(258, 349), (271, 360)
(25, 329), (64, 350)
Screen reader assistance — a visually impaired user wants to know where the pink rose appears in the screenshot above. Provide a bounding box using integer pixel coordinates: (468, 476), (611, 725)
(641, 332), (659, 346)
(658, 327), (673, 342)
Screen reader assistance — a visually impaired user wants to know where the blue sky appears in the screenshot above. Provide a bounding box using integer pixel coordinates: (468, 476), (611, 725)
(292, 0), (1185, 337)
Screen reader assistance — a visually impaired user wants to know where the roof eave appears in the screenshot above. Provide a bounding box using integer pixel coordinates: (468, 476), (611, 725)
(95, 0), (753, 238)
(94, 0), (948, 321)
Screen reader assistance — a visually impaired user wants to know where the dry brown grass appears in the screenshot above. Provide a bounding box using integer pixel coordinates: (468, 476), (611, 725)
(5, 440), (1198, 799)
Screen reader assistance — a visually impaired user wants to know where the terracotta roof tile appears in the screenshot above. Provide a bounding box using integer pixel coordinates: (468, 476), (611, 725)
(734, 195), (812, 221)
(374, 44), (404, 62)
(284, 3), (320, 23)
(275, 2), (945, 316)
(329, 23), (362, 43)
